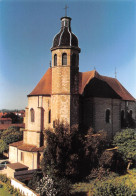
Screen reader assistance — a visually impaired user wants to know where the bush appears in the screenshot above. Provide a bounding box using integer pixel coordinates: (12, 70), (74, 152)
(0, 183), (3, 188)
(27, 170), (43, 190)
(93, 180), (133, 196)
(36, 175), (71, 196)
(99, 150), (127, 174)
(4, 183), (14, 194)
(0, 174), (9, 183)
(113, 129), (136, 169)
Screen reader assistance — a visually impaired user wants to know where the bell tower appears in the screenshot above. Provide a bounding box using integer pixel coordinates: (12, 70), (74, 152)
(50, 16), (81, 127)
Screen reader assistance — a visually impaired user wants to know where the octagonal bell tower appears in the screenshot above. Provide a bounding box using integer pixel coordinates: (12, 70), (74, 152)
(50, 16), (81, 127)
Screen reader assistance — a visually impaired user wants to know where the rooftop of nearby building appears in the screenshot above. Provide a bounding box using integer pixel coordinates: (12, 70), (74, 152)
(0, 123), (25, 131)
(7, 162), (28, 171)
(0, 118), (12, 121)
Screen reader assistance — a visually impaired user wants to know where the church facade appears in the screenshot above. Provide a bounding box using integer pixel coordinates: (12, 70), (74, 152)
(9, 16), (136, 170)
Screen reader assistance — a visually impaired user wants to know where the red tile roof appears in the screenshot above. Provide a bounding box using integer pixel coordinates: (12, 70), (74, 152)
(29, 68), (52, 96)
(79, 70), (135, 101)
(10, 141), (45, 152)
(0, 123), (25, 130)
(28, 68), (135, 101)
(0, 118), (12, 121)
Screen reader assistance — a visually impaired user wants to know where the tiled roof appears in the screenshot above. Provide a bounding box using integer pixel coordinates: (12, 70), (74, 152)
(10, 141), (45, 152)
(28, 68), (135, 101)
(28, 68), (52, 96)
(0, 118), (12, 121)
(79, 70), (135, 101)
(7, 162), (28, 171)
(9, 141), (23, 147)
(0, 123), (25, 130)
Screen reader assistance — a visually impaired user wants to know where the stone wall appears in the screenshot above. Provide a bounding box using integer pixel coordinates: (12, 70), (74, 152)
(82, 98), (121, 138)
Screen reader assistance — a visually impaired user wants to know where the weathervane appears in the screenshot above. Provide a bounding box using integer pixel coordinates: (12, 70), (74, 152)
(64, 5), (69, 16)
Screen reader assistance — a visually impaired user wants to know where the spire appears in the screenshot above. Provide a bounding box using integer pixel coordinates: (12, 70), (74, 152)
(115, 67), (117, 78)
(64, 5), (69, 17)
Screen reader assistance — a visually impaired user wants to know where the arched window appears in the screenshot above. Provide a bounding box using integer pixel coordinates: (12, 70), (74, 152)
(54, 54), (57, 66)
(30, 108), (35, 122)
(48, 110), (51, 123)
(121, 110), (125, 128)
(62, 53), (67, 65)
(130, 110), (133, 118)
(105, 109), (110, 123)
(71, 53), (76, 66)
(121, 110), (125, 120)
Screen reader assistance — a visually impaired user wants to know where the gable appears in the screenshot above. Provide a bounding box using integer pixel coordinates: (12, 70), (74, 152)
(83, 77), (121, 99)
(79, 70), (135, 101)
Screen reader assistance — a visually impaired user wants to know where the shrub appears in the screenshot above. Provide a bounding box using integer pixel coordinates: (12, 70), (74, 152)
(36, 175), (71, 196)
(0, 174), (9, 183)
(113, 129), (136, 169)
(99, 150), (127, 174)
(4, 183), (14, 194)
(93, 180), (133, 196)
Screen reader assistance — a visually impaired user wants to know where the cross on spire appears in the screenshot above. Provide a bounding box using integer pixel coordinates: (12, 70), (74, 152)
(64, 5), (69, 16)
(115, 67), (117, 78)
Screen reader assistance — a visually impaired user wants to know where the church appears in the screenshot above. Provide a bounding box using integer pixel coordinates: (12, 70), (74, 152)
(9, 15), (136, 170)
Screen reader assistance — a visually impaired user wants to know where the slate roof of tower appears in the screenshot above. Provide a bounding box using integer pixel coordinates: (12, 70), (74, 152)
(51, 17), (80, 51)
(28, 69), (135, 101)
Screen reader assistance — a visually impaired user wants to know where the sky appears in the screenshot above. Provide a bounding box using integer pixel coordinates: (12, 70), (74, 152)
(0, 0), (136, 110)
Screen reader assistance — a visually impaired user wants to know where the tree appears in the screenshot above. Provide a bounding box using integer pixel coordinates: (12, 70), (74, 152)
(41, 124), (82, 181)
(113, 129), (136, 170)
(0, 140), (8, 153)
(41, 124), (111, 182)
(99, 150), (126, 174)
(0, 126), (23, 153)
(2, 112), (22, 123)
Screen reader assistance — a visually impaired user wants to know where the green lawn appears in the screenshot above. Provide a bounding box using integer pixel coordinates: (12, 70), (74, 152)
(0, 187), (12, 196)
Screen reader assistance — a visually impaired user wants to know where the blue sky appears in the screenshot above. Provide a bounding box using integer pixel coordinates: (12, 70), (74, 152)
(0, 0), (136, 109)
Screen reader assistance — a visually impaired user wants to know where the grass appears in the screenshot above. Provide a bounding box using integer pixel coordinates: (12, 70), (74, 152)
(0, 186), (12, 196)
(72, 169), (136, 195)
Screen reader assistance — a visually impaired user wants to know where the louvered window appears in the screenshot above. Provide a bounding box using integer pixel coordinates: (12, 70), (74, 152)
(54, 54), (57, 66)
(62, 53), (67, 65)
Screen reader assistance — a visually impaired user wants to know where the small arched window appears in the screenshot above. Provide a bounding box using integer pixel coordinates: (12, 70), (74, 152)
(62, 53), (67, 65)
(48, 110), (51, 124)
(30, 108), (35, 122)
(71, 53), (76, 66)
(121, 110), (125, 121)
(130, 110), (133, 118)
(54, 54), (57, 66)
(105, 109), (110, 123)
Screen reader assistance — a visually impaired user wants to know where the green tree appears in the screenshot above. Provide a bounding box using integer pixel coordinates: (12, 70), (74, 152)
(41, 124), (82, 181)
(0, 126), (23, 153)
(41, 124), (111, 182)
(113, 129), (136, 169)
(0, 140), (8, 153)
(2, 112), (22, 123)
